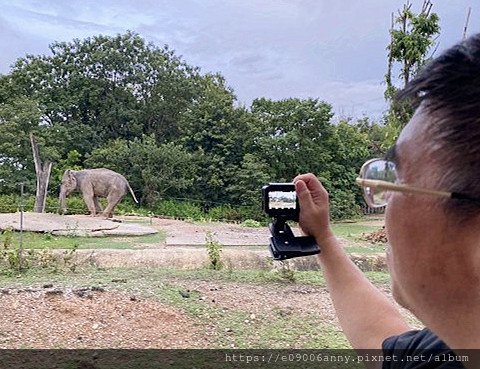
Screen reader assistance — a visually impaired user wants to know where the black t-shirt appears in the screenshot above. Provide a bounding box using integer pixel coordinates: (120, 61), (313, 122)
(382, 328), (465, 368)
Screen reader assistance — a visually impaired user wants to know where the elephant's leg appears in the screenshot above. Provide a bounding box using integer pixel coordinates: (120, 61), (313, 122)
(93, 197), (103, 213)
(82, 193), (97, 216)
(102, 194), (123, 218)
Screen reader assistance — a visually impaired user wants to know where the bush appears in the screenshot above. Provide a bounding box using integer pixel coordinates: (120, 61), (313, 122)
(329, 189), (362, 220)
(208, 204), (264, 222)
(153, 199), (204, 220)
(116, 199), (150, 216)
(0, 194), (91, 215)
(205, 231), (223, 270)
(241, 219), (262, 228)
(0, 228), (78, 274)
(207, 205), (242, 222)
(0, 194), (20, 213)
(62, 196), (90, 214)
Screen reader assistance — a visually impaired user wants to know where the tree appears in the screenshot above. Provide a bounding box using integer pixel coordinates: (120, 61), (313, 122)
(384, 0), (440, 138)
(178, 74), (253, 205)
(85, 136), (196, 204)
(250, 98), (335, 182)
(0, 95), (42, 194)
(30, 133), (52, 213)
(2, 32), (204, 159)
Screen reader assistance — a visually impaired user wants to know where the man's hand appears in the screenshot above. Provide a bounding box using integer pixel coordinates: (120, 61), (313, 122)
(294, 173), (335, 243)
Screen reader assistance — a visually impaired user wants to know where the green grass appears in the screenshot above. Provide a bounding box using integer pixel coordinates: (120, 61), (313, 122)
(331, 222), (379, 241)
(1, 216), (385, 252)
(0, 266), (390, 290)
(4, 231), (166, 250)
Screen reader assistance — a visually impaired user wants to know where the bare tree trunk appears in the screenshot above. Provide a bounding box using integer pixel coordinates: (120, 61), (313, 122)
(463, 7), (472, 40)
(30, 133), (53, 213)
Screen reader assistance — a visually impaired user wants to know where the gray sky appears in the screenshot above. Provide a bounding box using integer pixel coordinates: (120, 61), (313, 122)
(0, 0), (477, 120)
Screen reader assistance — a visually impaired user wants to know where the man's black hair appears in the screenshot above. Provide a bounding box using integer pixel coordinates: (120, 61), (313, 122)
(398, 33), (480, 217)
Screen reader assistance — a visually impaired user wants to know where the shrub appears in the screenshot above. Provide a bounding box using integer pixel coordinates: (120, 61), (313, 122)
(205, 231), (223, 270)
(153, 199), (204, 220)
(241, 219), (262, 228)
(207, 205), (242, 222)
(0, 195), (19, 213)
(208, 204), (264, 223)
(329, 189), (362, 220)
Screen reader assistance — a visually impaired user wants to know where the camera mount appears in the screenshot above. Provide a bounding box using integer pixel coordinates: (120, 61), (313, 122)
(268, 217), (320, 260)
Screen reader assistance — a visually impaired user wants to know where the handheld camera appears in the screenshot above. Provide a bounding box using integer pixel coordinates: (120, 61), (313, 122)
(262, 183), (320, 260)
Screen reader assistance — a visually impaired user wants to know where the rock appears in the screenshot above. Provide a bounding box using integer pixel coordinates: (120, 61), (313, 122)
(45, 289), (63, 296)
(111, 279), (127, 283)
(42, 283), (54, 289)
(179, 290), (190, 298)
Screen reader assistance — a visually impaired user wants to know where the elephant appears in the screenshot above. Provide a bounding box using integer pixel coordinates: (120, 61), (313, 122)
(59, 168), (138, 218)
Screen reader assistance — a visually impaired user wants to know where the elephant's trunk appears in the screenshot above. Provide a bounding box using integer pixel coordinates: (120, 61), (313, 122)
(59, 188), (67, 214)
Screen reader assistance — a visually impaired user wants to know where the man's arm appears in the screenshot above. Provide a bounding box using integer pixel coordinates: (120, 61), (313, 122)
(294, 174), (410, 349)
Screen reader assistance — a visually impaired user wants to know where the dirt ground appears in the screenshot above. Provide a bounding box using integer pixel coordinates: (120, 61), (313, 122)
(0, 279), (419, 349)
(0, 216), (401, 349)
(0, 286), (199, 349)
(152, 217), (272, 246)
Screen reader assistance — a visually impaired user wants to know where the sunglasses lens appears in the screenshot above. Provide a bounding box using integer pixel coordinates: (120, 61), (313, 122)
(361, 160), (397, 208)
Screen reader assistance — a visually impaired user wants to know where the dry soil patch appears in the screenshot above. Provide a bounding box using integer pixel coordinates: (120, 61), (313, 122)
(0, 286), (200, 349)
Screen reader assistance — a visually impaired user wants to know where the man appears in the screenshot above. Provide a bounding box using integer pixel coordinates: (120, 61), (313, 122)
(294, 34), (480, 368)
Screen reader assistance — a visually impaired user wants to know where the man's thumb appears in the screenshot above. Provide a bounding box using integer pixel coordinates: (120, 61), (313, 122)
(295, 180), (314, 211)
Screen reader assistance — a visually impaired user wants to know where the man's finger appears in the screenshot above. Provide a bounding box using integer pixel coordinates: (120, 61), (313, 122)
(294, 173), (323, 193)
(295, 180), (314, 211)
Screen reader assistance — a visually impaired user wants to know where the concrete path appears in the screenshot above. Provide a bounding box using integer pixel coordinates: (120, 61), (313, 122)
(0, 212), (158, 236)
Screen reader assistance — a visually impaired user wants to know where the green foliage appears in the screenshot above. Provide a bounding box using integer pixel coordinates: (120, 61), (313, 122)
(85, 136), (196, 204)
(205, 231), (223, 270)
(0, 31), (392, 221)
(0, 194), (88, 214)
(0, 96), (42, 193)
(329, 189), (362, 221)
(2, 228), (13, 250)
(179, 74), (254, 205)
(241, 219), (262, 228)
(0, 194), (21, 213)
(206, 205), (243, 222)
(50, 150), (83, 193)
(0, 228), (79, 275)
(153, 200), (204, 220)
(208, 205), (264, 222)
(275, 262), (296, 282)
(384, 0), (440, 132)
(251, 97), (335, 181)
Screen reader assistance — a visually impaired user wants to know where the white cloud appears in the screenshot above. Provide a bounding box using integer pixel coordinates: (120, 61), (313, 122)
(0, 0), (477, 119)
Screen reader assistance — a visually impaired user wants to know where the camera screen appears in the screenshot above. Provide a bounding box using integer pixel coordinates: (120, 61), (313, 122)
(269, 191), (297, 210)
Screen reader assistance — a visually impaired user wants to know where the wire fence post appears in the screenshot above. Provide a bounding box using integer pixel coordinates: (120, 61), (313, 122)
(19, 182), (24, 270)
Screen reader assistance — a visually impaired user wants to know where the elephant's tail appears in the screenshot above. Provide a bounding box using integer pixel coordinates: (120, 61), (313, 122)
(127, 183), (139, 203)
